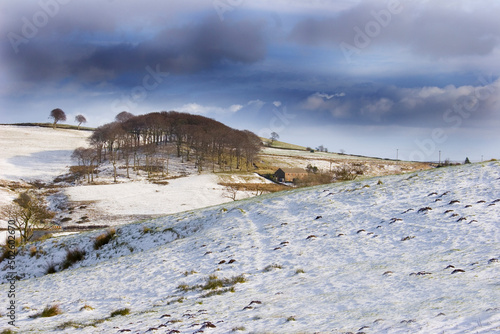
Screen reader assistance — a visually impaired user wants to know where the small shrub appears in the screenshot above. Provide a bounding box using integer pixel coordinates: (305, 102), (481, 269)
(0, 247), (13, 264)
(286, 316), (296, 322)
(61, 248), (86, 270)
(29, 246), (37, 257)
(183, 270), (197, 276)
(142, 226), (152, 234)
(45, 262), (57, 274)
(110, 308), (130, 317)
(31, 305), (62, 318)
(295, 268), (305, 274)
(94, 228), (116, 250)
(28, 246), (45, 258)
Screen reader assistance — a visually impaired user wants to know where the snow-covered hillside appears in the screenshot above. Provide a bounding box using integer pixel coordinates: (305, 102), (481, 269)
(0, 125), (271, 229)
(0, 125), (90, 182)
(1, 161), (499, 333)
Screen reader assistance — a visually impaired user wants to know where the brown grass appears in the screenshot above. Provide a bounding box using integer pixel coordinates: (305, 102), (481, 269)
(30, 304), (63, 318)
(218, 183), (287, 193)
(94, 228), (116, 250)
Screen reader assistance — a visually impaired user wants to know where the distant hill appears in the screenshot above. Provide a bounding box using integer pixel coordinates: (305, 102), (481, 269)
(260, 137), (308, 151)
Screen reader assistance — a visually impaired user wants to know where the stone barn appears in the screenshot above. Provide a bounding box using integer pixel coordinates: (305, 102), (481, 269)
(274, 168), (308, 182)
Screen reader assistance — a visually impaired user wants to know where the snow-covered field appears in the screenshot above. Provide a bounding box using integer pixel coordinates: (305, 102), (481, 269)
(0, 125), (91, 239)
(259, 147), (431, 176)
(1, 161), (499, 333)
(0, 125), (90, 182)
(65, 174), (258, 218)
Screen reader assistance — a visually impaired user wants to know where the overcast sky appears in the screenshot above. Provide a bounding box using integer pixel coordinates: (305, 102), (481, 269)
(1, 0), (499, 161)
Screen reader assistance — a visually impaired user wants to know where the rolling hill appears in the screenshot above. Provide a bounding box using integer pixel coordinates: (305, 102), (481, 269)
(1, 161), (499, 333)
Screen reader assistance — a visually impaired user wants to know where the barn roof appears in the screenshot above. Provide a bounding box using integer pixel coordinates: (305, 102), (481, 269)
(276, 168), (307, 174)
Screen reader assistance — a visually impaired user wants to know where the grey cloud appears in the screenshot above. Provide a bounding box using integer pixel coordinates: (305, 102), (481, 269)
(302, 78), (500, 127)
(289, 1), (500, 58)
(1, 5), (267, 85)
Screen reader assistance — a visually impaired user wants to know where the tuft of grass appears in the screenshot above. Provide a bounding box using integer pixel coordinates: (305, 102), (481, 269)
(110, 308), (130, 317)
(295, 268), (305, 274)
(1, 329), (17, 334)
(202, 274), (246, 290)
(45, 262), (57, 274)
(142, 226), (152, 234)
(94, 228), (116, 250)
(177, 284), (196, 292)
(80, 304), (94, 311)
(264, 264), (283, 272)
(163, 227), (180, 237)
(29, 246), (37, 257)
(202, 287), (235, 298)
(177, 274), (246, 299)
(286, 316), (296, 322)
(61, 248), (86, 270)
(31, 305), (63, 318)
(232, 327), (246, 332)
(56, 321), (85, 330)
(183, 270), (197, 276)
(167, 297), (185, 305)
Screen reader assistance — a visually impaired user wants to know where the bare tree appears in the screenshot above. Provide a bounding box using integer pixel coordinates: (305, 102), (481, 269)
(50, 108), (66, 129)
(316, 145), (327, 152)
(115, 111), (135, 123)
(270, 132), (279, 144)
(1, 192), (55, 244)
(333, 164), (359, 181)
(72, 147), (98, 183)
(75, 114), (87, 130)
(223, 184), (239, 201)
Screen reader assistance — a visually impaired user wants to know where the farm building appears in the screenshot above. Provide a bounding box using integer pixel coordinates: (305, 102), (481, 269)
(274, 168), (308, 182)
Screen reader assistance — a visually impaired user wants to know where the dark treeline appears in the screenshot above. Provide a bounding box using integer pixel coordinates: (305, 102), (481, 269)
(73, 111), (262, 182)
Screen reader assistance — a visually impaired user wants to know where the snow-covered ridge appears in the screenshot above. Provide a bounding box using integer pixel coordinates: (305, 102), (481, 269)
(1, 161), (499, 333)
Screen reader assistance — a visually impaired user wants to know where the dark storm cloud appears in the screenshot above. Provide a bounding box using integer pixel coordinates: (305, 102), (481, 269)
(289, 1), (500, 58)
(2, 14), (267, 85)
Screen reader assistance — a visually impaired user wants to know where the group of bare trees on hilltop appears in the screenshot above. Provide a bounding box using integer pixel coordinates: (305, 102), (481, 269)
(72, 111), (262, 183)
(49, 108), (87, 129)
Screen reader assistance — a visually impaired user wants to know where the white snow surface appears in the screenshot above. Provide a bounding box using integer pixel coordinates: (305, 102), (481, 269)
(65, 174), (232, 216)
(0, 125), (90, 182)
(1, 161), (499, 333)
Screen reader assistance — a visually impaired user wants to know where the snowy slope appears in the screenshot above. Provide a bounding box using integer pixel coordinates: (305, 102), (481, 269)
(1, 162), (499, 333)
(0, 125), (90, 182)
(64, 173), (272, 220)
(0, 125), (270, 229)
